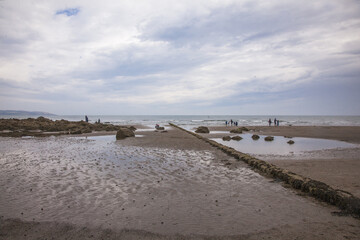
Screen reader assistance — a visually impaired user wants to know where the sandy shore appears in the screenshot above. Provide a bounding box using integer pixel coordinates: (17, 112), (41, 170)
(206, 125), (360, 198)
(208, 125), (360, 143)
(1, 125), (360, 239)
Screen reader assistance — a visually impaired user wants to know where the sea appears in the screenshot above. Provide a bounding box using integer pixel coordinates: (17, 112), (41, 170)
(1, 115), (360, 127)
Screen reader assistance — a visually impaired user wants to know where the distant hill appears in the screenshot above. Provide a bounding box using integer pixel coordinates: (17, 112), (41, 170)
(0, 110), (57, 116)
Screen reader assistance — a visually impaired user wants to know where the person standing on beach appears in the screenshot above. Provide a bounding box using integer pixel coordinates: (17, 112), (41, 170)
(268, 118), (272, 126)
(225, 120), (228, 126)
(85, 115), (88, 123)
(274, 118), (277, 126)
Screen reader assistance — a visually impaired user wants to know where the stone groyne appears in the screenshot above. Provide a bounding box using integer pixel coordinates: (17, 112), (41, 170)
(169, 123), (360, 218)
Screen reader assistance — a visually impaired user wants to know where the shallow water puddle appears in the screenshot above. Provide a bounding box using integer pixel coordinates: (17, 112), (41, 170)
(212, 133), (358, 155)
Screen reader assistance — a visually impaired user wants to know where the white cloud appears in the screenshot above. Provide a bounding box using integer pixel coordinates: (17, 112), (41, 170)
(0, 0), (360, 114)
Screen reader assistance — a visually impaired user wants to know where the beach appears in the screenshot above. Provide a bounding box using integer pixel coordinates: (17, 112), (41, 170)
(206, 125), (360, 199)
(1, 124), (360, 239)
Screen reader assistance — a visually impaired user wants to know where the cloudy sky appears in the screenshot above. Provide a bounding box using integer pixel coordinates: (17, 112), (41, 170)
(1, 0), (360, 115)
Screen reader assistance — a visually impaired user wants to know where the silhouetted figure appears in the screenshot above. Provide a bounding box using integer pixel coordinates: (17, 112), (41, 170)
(225, 121), (228, 126)
(274, 118), (277, 126)
(85, 115), (88, 123)
(98, 119), (101, 124)
(268, 118), (272, 126)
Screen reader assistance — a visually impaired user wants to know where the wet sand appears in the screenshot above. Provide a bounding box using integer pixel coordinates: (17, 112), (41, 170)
(207, 125), (360, 199)
(208, 125), (360, 143)
(1, 126), (360, 239)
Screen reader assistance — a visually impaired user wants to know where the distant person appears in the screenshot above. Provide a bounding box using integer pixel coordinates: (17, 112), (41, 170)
(277, 119), (280, 126)
(98, 118), (101, 124)
(268, 118), (272, 126)
(230, 119), (233, 126)
(85, 115), (88, 123)
(225, 120), (228, 126)
(274, 118), (277, 126)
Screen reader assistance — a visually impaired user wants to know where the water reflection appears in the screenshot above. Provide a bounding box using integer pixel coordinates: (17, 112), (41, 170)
(211, 133), (358, 155)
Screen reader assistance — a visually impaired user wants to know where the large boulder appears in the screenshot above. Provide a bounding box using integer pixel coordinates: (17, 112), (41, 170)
(116, 128), (135, 140)
(195, 126), (209, 133)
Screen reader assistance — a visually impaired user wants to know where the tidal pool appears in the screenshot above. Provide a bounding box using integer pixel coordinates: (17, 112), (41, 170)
(211, 133), (358, 155)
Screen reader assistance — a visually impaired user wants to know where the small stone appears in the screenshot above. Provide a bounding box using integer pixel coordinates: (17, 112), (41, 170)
(287, 140), (295, 144)
(251, 134), (260, 140)
(222, 136), (231, 141)
(231, 136), (243, 141)
(264, 136), (274, 141)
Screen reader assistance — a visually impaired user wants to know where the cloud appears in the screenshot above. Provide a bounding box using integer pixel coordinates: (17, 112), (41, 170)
(0, 0), (360, 114)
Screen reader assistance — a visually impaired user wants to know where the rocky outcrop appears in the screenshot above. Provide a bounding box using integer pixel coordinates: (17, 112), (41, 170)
(116, 128), (135, 140)
(231, 136), (243, 141)
(252, 134), (260, 140)
(287, 140), (295, 144)
(0, 117), (132, 137)
(195, 126), (209, 133)
(264, 136), (274, 141)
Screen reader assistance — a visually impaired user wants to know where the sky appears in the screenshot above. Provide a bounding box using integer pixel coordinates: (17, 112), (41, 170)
(0, 0), (360, 115)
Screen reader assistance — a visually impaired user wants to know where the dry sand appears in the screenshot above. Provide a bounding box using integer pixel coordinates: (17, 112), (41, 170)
(0, 125), (360, 239)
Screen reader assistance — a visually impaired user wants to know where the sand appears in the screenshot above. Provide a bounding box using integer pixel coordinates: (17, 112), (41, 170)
(1, 125), (360, 239)
(206, 125), (360, 199)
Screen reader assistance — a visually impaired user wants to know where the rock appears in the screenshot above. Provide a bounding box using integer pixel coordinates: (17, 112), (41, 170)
(116, 128), (135, 140)
(156, 127), (165, 130)
(264, 136), (274, 141)
(129, 126), (137, 131)
(70, 129), (82, 134)
(195, 126), (209, 133)
(230, 128), (242, 133)
(287, 140), (295, 144)
(231, 136), (243, 141)
(222, 136), (231, 141)
(241, 127), (249, 131)
(252, 134), (260, 140)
